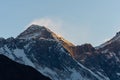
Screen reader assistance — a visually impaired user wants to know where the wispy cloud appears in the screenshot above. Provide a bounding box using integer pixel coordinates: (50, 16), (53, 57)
(29, 18), (61, 27)
(26, 17), (63, 35)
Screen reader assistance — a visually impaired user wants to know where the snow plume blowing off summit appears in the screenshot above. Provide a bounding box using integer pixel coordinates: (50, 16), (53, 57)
(27, 18), (63, 37)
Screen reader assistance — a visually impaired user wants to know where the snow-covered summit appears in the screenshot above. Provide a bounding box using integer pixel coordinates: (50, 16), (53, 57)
(17, 24), (51, 39)
(17, 24), (63, 40)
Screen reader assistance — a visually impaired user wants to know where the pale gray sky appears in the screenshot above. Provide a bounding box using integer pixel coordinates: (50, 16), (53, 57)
(0, 0), (120, 46)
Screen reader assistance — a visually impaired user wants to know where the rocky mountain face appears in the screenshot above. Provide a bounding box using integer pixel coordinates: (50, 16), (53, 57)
(0, 24), (119, 80)
(0, 54), (51, 80)
(0, 24), (109, 80)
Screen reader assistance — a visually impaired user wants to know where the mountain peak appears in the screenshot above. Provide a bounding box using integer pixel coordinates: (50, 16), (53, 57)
(17, 24), (54, 39)
(17, 24), (75, 56)
(27, 24), (49, 31)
